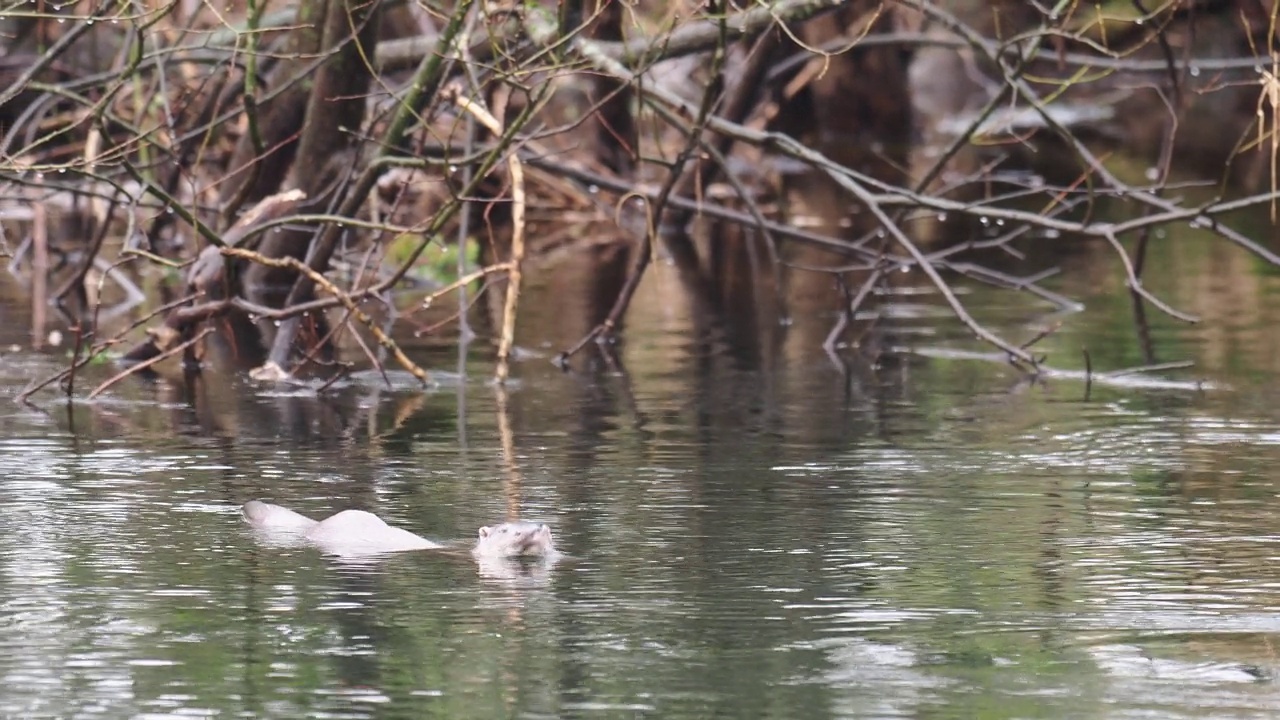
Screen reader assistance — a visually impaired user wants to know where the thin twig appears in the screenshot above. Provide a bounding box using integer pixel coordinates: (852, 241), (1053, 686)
(450, 89), (527, 384)
(223, 247), (430, 383)
(88, 328), (215, 400)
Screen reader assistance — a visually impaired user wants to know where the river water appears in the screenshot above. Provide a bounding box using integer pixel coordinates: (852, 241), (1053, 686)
(2, 227), (1280, 718)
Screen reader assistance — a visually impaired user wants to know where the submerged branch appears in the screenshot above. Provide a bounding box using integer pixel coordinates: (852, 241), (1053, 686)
(5, 0), (1275, 398)
(223, 247), (430, 384)
(88, 327), (215, 400)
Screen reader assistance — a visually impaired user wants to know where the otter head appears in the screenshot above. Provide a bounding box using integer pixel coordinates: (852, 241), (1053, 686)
(474, 521), (557, 559)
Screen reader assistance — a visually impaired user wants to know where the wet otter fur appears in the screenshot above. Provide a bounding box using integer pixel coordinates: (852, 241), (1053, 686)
(475, 521), (557, 558)
(241, 500), (558, 559)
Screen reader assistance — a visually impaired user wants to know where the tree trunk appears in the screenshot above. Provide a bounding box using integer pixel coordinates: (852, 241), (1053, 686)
(239, 0), (381, 357)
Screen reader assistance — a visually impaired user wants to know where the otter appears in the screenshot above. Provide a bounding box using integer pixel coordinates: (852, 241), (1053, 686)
(474, 520), (557, 558)
(241, 500), (559, 560)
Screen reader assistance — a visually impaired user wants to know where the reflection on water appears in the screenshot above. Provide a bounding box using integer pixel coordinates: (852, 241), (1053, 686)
(3, 250), (1280, 718)
(1, 377), (1280, 718)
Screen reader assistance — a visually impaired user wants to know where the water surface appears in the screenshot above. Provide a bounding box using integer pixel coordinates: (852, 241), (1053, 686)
(1, 233), (1280, 719)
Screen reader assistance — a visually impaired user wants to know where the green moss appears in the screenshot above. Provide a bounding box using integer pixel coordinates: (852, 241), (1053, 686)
(386, 233), (479, 284)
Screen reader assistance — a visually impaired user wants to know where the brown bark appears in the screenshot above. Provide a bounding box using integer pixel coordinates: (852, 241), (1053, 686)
(238, 0), (380, 361)
(664, 28), (785, 231)
(586, 0), (635, 175)
(219, 0), (329, 212)
(791, 2), (910, 174)
(121, 191), (307, 367)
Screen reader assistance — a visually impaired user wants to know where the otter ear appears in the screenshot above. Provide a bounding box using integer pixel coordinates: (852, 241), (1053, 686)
(478, 526), (492, 539)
